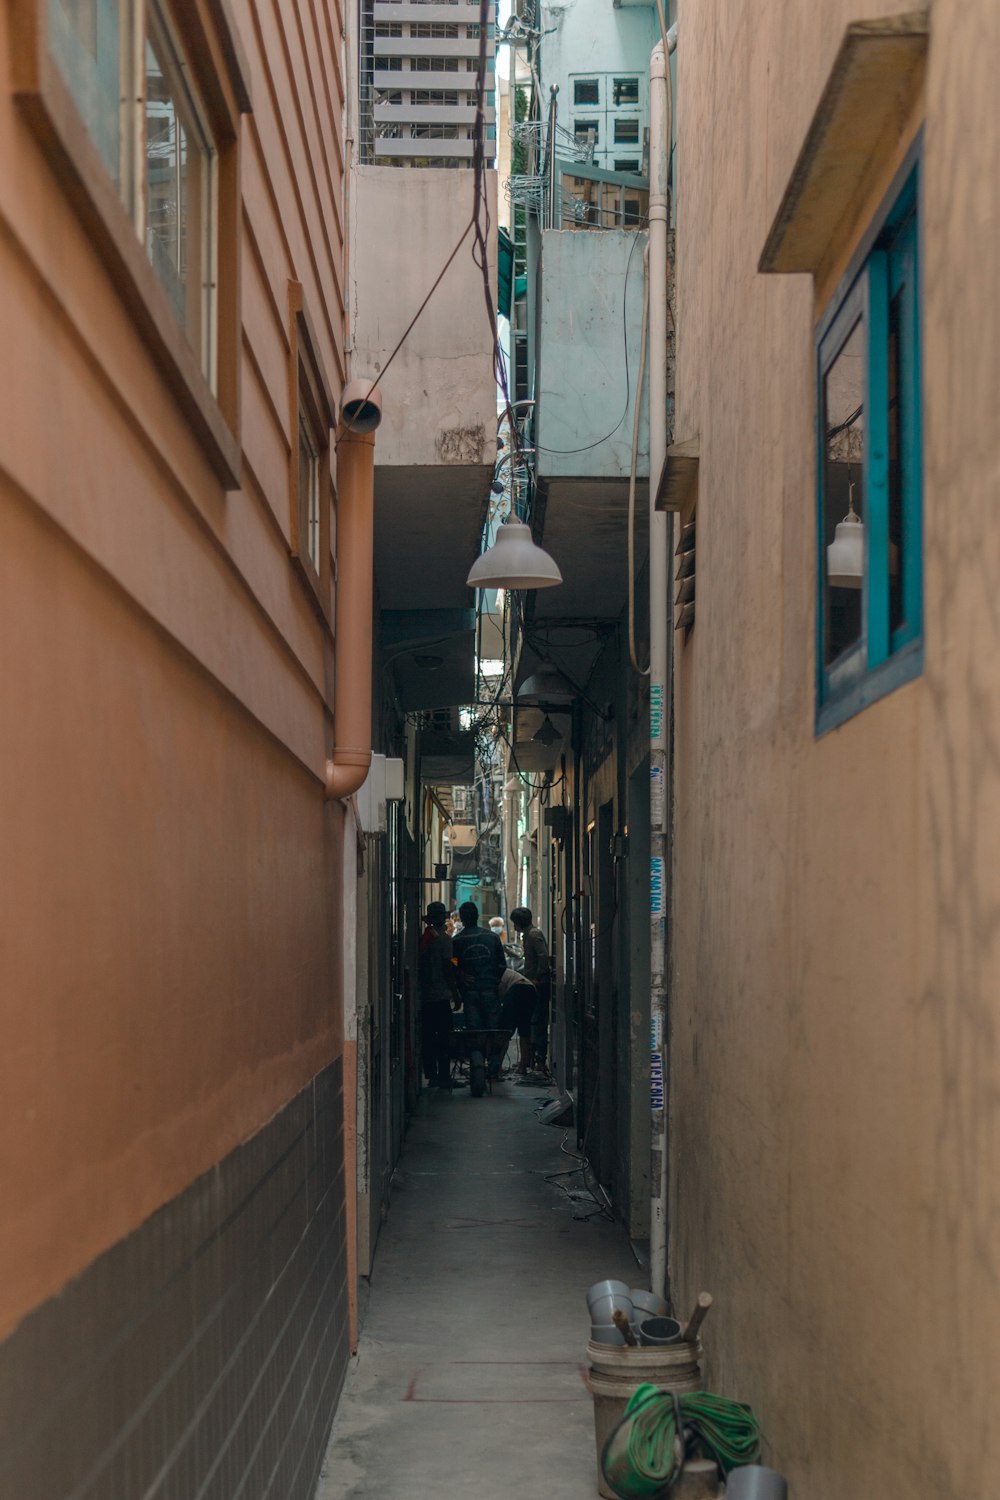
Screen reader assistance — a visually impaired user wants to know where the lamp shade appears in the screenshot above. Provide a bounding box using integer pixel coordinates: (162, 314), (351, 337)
(532, 715), (562, 747)
(826, 511), (864, 589)
(466, 520), (562, 590)
(517, 667), (575, 703)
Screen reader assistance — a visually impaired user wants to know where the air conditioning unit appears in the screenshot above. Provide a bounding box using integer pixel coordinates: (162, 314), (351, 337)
(355, 754), (405, 834)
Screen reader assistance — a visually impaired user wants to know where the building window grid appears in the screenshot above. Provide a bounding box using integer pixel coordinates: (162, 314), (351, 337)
(612, 76), (640, 106)
(361, 0), (494, 163)
(410, 89), (460, 105)
(411, 55), (460, 70)
(815, 166), (922, 732)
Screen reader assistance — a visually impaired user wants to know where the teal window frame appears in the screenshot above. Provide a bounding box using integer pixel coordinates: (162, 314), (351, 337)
(815, 148), (923, 735)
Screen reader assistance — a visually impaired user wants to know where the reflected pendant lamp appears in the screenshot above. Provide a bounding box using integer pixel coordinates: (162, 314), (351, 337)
(466, 519), (562, 590)
(826, 483), (864, 589)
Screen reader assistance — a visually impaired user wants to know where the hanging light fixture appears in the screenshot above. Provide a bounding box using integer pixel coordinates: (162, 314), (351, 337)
(532, 714), (562, 747)
(467, 518), (562, 590)
(826, 481), (864, 589)
(517, 666), (575, 703)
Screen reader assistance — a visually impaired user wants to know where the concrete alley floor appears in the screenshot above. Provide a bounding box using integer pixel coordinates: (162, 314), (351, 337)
(316, 1074), (640, 1499)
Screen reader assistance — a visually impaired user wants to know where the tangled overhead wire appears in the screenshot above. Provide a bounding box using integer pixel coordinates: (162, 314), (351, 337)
(470, 0), (521, 461)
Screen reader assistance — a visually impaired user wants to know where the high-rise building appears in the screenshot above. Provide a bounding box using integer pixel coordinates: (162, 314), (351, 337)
(360, 0), (497, 167)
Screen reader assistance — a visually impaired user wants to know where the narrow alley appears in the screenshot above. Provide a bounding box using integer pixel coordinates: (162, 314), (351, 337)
(319, 1079), (637, 1500)
(2, 0), (1000, 1496)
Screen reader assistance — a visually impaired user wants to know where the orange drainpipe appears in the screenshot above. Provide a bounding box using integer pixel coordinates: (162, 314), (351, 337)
(326, 381), (382, 801)
(328, 380), (381, 1356)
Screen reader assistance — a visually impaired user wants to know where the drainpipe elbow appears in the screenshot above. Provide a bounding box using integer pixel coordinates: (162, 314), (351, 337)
(325, 750), (374, 802)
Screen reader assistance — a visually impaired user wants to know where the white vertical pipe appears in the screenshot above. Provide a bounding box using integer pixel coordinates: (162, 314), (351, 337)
(647, 36), (670, 1300)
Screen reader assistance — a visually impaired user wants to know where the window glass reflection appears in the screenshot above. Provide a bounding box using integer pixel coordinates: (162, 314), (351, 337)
(48, 0), (123, 190)
(887, 292), (905, 636)
(145, 2), (213, 374)
(298, 409), (321, 573)
(823, 318), (865, 667)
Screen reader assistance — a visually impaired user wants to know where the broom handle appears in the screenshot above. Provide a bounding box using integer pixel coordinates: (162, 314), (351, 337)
(612, 1307), (638, 1346)
(682, 1291), (713, 1343)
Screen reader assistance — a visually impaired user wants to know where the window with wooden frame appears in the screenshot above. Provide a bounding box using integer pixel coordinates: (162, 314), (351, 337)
(815, 158), (922, 734)
(754, 18), (927, 734)
(10, 0), (252, 486)
(288, 282), (336, 620)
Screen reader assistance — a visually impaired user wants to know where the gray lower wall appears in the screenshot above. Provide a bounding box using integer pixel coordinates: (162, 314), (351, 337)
(0, 1059), (347, 1500)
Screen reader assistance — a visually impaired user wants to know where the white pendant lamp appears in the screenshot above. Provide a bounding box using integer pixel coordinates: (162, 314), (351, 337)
(826, 482), (864, 589)
(517, 666), (575, 703)
(466, 519), (562, 590)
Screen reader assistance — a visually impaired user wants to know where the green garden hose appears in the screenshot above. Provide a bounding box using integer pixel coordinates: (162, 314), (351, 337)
(601, 1384), (762, 1499)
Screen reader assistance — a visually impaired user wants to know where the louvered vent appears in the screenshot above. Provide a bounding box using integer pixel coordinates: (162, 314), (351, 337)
(674, 516), (696, 638)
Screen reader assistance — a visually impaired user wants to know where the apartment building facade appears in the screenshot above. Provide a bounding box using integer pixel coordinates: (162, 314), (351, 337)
(361, 0), (497, 167)
(0, 0), (359, 1493)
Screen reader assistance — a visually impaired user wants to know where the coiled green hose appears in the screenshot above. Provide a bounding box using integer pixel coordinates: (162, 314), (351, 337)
(601, 1383), (761, 1498)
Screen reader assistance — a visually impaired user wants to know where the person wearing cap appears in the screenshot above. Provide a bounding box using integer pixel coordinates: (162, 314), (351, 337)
(511, 906), (552, 1075)
(418, 901), (463, 1090)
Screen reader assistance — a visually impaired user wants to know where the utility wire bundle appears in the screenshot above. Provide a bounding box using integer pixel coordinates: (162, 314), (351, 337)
(601, 1384), (761, 1499)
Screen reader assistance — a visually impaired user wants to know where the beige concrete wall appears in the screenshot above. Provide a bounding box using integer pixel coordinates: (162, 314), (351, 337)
(0, 0), (349, 1337)
(668, 2), (1000, 1495)
(350, 164), (498, 472)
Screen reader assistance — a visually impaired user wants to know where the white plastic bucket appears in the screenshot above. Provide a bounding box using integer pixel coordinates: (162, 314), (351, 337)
(586, 1339), (703, 1500)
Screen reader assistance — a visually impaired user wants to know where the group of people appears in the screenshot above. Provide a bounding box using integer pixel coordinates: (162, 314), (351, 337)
(417, 900), (551, 1090)
(440, 909), (508, 944)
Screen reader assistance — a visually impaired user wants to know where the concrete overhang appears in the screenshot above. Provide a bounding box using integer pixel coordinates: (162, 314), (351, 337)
(759, 12), (928, 276)
(654, 437), (699, 519)
(420, 730), (477, 787)
(374, 464), (487, 612)
(530, 476), (648, 623)
(383, 608), (476, 710)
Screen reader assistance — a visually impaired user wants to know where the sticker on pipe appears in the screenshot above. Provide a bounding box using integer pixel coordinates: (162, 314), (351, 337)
(650, 762), (664, 825)
(651, 1050), (664, 1111)
(650, 683), (664, 741)
(650, 856), (665, 916)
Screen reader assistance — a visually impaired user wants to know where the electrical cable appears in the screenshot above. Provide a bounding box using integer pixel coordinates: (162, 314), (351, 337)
(538, 1078), (613, 1222)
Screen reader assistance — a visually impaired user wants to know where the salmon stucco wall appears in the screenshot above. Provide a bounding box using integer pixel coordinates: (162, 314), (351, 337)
(0, 0), (349, 1339)
(668, 2), (1000, 1495)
